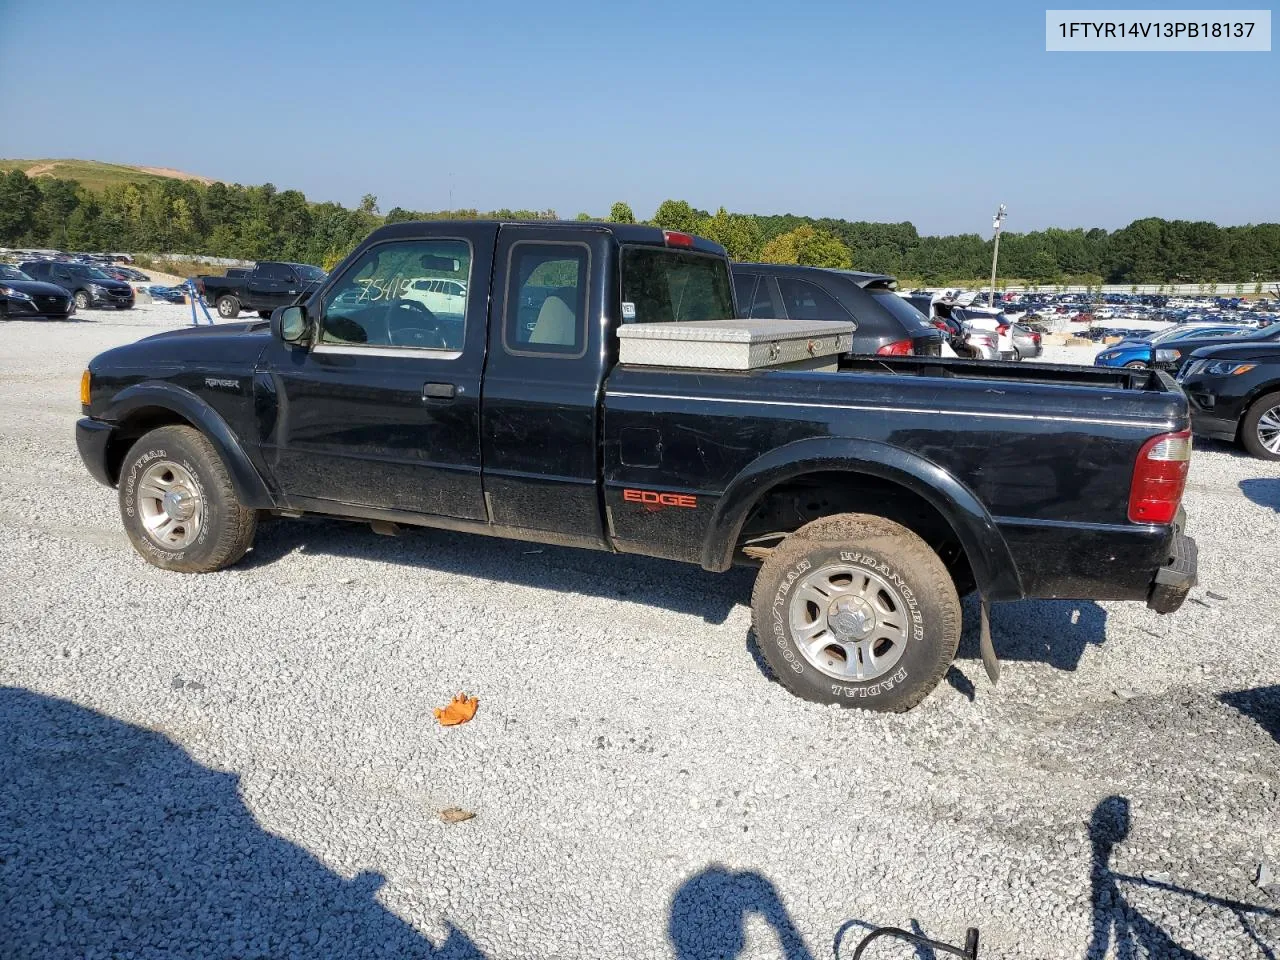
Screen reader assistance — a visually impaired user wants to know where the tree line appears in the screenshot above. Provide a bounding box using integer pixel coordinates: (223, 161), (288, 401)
(1, 168), (1278, 284)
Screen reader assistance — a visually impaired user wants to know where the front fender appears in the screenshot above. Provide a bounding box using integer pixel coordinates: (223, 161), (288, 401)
(102, 381), (274, 509)
(700, 436), (1023, 601)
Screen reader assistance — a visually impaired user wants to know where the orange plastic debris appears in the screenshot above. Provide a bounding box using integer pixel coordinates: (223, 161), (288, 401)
(434, 692), (478, 726)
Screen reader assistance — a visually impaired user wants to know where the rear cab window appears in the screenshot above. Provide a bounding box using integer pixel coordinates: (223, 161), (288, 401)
(619, 246), (735, 325)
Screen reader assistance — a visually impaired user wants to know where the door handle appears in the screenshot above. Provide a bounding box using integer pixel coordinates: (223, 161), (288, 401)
(422, 382), (456, 400)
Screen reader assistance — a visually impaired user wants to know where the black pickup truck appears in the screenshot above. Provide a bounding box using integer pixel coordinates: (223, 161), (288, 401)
(196, 261), (327, 319)
(76, 221), (1197, 712)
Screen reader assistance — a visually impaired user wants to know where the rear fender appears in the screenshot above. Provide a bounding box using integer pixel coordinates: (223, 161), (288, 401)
(700, 436), (1023, 601)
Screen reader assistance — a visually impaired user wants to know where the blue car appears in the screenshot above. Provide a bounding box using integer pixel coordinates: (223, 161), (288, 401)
(1094, 323), (1246, 369)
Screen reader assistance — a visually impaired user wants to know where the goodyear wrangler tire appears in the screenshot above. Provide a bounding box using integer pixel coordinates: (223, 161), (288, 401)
(750, 514), (960, 712)
(118, 425), (257, 573)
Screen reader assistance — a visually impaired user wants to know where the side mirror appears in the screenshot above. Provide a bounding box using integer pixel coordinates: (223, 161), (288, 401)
(271, 304), (309, 344)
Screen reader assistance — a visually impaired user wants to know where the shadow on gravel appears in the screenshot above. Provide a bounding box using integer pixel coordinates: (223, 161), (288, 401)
(0, 687), (488, 960)
(244, 516), (753, 624)
(1240, 478), (1280, 512)
(1086, 796), (1279, 960)
(1220, 685), (1280, 743)
(957, 595), (1109, 672)
(669, 866), (814, 960)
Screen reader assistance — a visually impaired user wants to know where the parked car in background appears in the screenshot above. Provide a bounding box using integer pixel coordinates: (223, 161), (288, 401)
(111, 266), (151, 282)
(1009, 322), (1042, 359)
(141, 284), (188, 304)
(1151, 322), (1280, 375)
(1094, 323), (1246, 369)
(732, 265), (943, 357)
(0, 263), (76, 319)
(905, 294), (999, 360)
(195, 261), (327, 318)
(402, 277), (468, 316)
(1179, 341), (1280, 460)
(20, 260), (134, 310)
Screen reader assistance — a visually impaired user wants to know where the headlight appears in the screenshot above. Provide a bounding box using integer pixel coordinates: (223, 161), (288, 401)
(0, 285), (33, 300)
(1154, 348), (1181, 363)
(1202, 360), (1257, 377)
(89, 283), (107, 294)
(1097, 352), (1115, 361)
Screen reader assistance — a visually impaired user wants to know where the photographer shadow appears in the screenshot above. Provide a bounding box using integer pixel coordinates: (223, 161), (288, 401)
(0, 686), (487, 959)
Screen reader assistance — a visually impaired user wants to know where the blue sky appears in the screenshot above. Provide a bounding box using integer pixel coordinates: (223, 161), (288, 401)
(1, 0), (1275, 234)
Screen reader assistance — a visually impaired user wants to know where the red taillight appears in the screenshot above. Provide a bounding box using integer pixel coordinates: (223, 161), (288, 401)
(663, 230), (694, 248)
(876, 339), (913, 356)
(1129, 431), (1191, 525)
(1031, 332), (1041, 343)
(997, 323), (1009, 335)
(931, 320), (948, 330)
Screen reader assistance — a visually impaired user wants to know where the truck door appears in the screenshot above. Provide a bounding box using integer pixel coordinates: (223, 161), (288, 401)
(257, 225), (495, 520)
(245, 263), (293, 311)
(479, 225), (610, 547)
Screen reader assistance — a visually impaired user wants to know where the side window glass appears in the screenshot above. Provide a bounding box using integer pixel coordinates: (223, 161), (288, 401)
(503, 243), (588, 357)
(320, 239), (471, 351)
(775, 277), (849, 321)
(733, 274), (757, 316)
(750, 278), (783, 319)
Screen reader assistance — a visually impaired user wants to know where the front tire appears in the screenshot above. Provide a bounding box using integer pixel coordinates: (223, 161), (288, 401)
(216, 295), (240, 319)
(118, 425), (257, 572)
(1241, 391), (1280, 461)
(750, 514), (960, 712)
(74, 290), (92, 310)
(1125, 361), (1147, 369)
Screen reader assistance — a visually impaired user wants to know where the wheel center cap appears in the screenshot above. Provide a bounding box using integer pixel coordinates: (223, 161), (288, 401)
(828, 596), (875, 640)
(162, 490), (192, 521)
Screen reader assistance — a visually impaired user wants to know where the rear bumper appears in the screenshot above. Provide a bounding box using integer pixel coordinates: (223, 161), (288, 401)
(76, 417), (116, 487)
(1147, 527), (1197, 614)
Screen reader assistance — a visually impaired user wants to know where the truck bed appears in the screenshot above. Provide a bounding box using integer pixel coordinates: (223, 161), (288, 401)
(837, 354), (1171, 392)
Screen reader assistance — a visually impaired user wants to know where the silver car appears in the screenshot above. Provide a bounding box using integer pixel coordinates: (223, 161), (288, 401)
(1009, 322), (1042, 360)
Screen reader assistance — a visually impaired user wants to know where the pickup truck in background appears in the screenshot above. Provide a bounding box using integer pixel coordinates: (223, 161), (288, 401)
(196, 260), (327, 319)
(76, 221), (1197, 712)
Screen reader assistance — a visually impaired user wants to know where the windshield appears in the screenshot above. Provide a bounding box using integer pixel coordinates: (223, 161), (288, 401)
(78, 266), (113, 280)
(620, 247), (734, 324)
(870, 289), (935, 333)
(0, 265), (33, 281)
(294, 264), (327, 281)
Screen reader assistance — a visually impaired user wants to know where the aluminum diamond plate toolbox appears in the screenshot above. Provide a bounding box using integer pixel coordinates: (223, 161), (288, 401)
(616, 318), (854, 371)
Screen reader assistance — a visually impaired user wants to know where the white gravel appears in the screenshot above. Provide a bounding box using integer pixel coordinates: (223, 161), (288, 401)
(2, 308), (1278, 959)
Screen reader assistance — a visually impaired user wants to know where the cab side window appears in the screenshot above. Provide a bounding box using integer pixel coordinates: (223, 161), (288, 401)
(503, 243), (589, 357)
(319, 239), (471, 351)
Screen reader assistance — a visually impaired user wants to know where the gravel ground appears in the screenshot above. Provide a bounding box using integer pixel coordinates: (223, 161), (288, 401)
(2, 309), (1278, 960)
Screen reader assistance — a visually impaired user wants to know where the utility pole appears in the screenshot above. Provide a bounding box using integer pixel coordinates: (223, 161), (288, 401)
(987, 204), (1007, 308)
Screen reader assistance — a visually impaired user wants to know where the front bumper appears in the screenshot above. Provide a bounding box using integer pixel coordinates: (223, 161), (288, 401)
(76, 417), (116, 487)
(1147, 527), (1197, 614)
(3, 296), (75, 319)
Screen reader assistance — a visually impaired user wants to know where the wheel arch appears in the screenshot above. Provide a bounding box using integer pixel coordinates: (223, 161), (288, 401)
(700, 436), (1023, 601)
(102, 382), (274, 509)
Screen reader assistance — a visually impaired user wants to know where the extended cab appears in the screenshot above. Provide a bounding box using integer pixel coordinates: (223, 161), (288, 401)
(196, 260), (327, 319)
(76, 221), (1198, 712)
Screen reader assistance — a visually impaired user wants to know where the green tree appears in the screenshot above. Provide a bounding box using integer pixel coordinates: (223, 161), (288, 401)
(574, 212), (593, 221)
(359, 193), (379, 215)
(759, 225), (851, 268)
(0, 170), (42, 244)
(608, 201), (635, 224)
(697, 207), (762, 262)
(651, 199), (698, 233)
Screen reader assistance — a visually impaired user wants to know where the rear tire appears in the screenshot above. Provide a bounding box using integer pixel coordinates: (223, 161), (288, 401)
(750, 513), (960, 712)
(216, 295), (240, 319)
(118, 425), (257, 573)
(1240, 391), (1280, 461)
